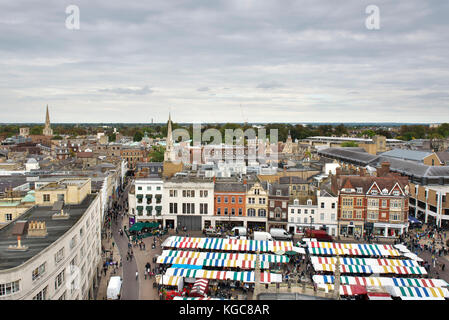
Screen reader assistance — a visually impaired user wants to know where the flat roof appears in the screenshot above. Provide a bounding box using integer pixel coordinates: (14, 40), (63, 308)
(0, 194), (96, 270)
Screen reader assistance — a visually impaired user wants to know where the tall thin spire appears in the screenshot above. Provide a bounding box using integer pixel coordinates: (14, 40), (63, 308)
(164, 112), (174, 161)
(43, 104), (53, 136)
(45, 104), (50, 126)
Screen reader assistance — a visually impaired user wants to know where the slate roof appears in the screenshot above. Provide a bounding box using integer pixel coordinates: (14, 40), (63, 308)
(380, 149), (433, 162)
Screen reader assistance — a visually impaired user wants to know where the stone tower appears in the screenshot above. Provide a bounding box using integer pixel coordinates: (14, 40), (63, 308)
(43, 105), (53, 136)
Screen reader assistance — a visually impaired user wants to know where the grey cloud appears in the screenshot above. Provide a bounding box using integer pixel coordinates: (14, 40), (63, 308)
(98, 86), (154, 95)
(256, 81), (284, 89)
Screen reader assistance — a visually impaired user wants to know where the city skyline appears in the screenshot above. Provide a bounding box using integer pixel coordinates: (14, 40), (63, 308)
(1, 1), (448, 123)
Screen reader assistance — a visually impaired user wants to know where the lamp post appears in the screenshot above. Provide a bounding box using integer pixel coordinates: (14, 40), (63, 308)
(333, 253), (341, 300)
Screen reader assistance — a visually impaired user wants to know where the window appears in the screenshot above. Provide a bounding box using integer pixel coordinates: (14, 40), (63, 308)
(320, 213), (325, 221)
(291, 209), (295, 214)
(137, 187), (142, 191)
(169, 203), (178, 214)
(217, 208), (221, 215)
(297, 209), (301, 214)
(304, 217), (308, 224)
(321, 202), (325, 208)
(182, 190), (186, 197)
(304, 209), (308, 214)
(55, 270), (65, 291)
(238, 197), (243, 204)
(356, 198), (363, 206)
(368, 199), (379, 207)
(390, 199), (402, 209)
(355, 210), (363, 219)
(224, 197), (228, 204)
(33, 286), (48, 300)
(231, 197), (235, 204)
(32, 263), (46, 281)
(248, 208), (256, 217)
(367, 211), (378, 220)
(224, 208), (228, 215)
(342, 198), (353, 206)
(259, 198), (266, 204)
(258, 209), (266, 217)
(238, 208), (242, 216)
(169, 190), (177, 197)
(147, 186), (151, 191)
(217, 197), (221, 203)
(282, 202), (286, 208)
(70, 236), (77, 250)
(371, 190), (378, 195)
(79, 228), (83, 237)
(0, 280), (20, 297)
(382, 200), (388, 208)
(231, 208), (235, 216)
(393, 190), (400, 196)
(55, 248), (65, 264)
(332, 203), (336, 209)
(5, 213), (12, 221)
(390, 212), (401, 221)
(342, 210), (353, 219)
(200, 203), (208, 214)
(357, 187), (363, 193)
(156, 186), (161, 191)
(331, 214), (336, 221)
(311, 209), (315, 214)
(270, 200), (274, 207)
(43, 194), (50, 202)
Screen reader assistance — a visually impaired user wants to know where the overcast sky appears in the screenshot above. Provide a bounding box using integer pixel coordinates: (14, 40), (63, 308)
(0, 0), (448, 123)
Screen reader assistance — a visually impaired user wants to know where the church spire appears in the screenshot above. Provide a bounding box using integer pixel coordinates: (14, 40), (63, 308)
(43, 104), (53, 136)
(164, 112), (174, 162)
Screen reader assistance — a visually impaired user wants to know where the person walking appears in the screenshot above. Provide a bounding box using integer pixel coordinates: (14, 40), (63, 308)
(136, 271), (139, 280)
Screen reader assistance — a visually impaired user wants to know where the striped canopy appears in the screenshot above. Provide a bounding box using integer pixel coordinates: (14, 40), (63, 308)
(388, 286), (449, 300)
(312, 275), (447, 288)
(157, 275), (182, 286)
(162, 236), (294, 253)
(308, 241), (401, 257)
(164, 267), (283, 283)
(310, 256), (419, 268)
(159, 250), (289, 263)
(312, 263), (427, 275)
(317, 284), (368, 296)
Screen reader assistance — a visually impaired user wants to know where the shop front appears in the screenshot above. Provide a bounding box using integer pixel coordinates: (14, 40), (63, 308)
(373, 223), (406, 238)
(339, 221), (363, 237)
(215, 220), (244, 231)
(247, 221), (266, 231)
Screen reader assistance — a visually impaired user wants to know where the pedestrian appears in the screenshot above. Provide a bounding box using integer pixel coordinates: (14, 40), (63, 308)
(136, 271), (139, 280)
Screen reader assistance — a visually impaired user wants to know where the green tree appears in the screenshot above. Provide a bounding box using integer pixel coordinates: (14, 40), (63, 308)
(133, 131), (144, 142)
(341, 142), (359, 147)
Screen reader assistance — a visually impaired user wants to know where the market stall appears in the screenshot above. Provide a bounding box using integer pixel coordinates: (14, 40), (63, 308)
(312, 275), (448, 288)
(386, 286), (449, 300)
(190, 278), (209, 298)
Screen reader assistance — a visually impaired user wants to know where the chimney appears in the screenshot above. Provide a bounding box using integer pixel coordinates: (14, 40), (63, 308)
(243, 179), (247, 185)
(377, 161), (390, 177)
(359, 168), (366, 177)
(335, 167), (341, 177)
(213, 176), (216, 184)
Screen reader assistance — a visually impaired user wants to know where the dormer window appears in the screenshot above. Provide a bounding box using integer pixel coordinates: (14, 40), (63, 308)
(371, 190), (378, 195)
(393, 190), (400, 196)
(307, 199), (312, 206)
(294, 199), (299, 205)
(357, 187), (362, 194)
(382, 188), (389, 195)
(276, 190), (281, 196)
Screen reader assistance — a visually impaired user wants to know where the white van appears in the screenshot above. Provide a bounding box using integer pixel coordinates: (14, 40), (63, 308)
(107, 276), (122, 300)
(231, 226), (247, 237)
(270, 228), (293, 240)
(253, 231), (273, 241)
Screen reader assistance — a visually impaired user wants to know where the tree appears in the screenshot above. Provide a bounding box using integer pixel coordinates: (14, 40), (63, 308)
(334, 124), (348, 136)
(341, 142), (359, 147)
(149, 146), (165, 162)
(133, 131), (144, 142)
(30, 126), (43, 135)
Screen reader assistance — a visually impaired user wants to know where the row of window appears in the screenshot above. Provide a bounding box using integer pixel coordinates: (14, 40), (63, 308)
(137, 186), (162, 191)
(290, 208), (315, 214)
(216, 196), (244, 204)
(342, 210), (403, 221)
(342, 198), (403, 208)
(247, 197), (266, 204)
(167, 203), (209, 214)
(216, 207), (243, 216)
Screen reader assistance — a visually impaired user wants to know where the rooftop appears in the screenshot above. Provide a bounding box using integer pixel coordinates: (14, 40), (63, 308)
(380, 149), (433, 161)
(0, 194), (96, 270)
